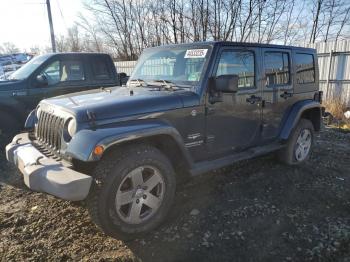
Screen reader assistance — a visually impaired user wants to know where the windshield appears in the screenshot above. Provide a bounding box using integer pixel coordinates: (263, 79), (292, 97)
(129, 46), (212, 87)
(8, 55), (50, 80)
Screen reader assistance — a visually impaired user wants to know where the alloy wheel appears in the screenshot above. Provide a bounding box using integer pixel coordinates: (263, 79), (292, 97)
(295, 129), (312, 161)
(115, 166), (165, 224)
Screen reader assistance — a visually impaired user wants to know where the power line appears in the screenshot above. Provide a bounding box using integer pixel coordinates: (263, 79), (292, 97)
(55, 0), (68, 30)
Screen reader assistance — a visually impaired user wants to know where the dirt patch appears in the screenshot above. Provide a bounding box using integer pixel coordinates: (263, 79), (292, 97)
(1, 128), (350, 262)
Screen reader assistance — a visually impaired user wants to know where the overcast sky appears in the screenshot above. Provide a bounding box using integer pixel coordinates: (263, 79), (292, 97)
(0, 0), (84, 51)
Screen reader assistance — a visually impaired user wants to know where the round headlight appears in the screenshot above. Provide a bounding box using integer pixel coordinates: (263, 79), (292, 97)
(36, 107), (42, 119)
(67, 118), (77, 137)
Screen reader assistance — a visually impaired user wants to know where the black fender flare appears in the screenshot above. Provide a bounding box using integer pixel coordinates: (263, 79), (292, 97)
(65, 120), (193, 166)
(279, 100), (321, 140)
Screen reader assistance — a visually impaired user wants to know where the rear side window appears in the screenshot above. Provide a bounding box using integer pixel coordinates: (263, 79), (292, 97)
(39, 60), (85, 86)
(92, 57), (111, 80)
(216, 50), (255, 88)
(264, 52), (290, 86)
(61, 60), (85, 81)
(295, 53), (315, 84)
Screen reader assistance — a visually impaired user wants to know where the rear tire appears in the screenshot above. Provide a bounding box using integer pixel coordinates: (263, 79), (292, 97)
(87, 144), (176, 240)
(279, 119), (314, 165)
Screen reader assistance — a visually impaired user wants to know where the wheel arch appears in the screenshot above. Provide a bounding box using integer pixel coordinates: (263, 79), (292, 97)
(103, 134), (193, 176)
(66, 122), (194, 174)
(279, 100), (321, 140)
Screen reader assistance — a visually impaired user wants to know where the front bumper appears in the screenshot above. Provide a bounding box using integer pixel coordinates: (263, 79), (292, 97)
(6, 133), (92, 201)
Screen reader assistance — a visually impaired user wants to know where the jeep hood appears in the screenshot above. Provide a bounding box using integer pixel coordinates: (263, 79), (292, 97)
(40, 86), (199, 121)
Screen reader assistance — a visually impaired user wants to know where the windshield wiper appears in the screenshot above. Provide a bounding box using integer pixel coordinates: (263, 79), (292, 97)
(148, 79), (190, 90)
(127, 78), (149, 87)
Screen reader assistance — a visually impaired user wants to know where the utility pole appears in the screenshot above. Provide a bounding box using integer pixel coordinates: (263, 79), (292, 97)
(46, 0), (56, 52)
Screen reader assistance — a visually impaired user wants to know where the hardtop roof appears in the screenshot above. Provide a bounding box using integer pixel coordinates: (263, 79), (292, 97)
(148, 41), (316, 52)
(44, 52), (111, 58)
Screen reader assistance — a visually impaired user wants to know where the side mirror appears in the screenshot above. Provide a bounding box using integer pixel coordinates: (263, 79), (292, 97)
(212, 74), (239, 93)
(118, 72), (129, 85)
(36, 74), (48, 87)
(118, 72), (127, 79)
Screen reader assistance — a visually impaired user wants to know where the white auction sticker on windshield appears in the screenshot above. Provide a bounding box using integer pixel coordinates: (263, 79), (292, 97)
(185, 49), (208, 58)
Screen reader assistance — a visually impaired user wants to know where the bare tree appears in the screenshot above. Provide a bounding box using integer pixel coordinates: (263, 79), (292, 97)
(0, 42), (20, 54)
(310, 0), (324, 44)
(77, 0), (350, 60)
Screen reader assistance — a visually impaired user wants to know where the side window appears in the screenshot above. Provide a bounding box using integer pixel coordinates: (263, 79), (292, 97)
(295, 53), (315, 84)
(216, 50), (255, 88)
(92, 57), (111, 80)
(41, 60), (60, 86)
(264, 52), (290, 86)
(60, 60), (85, 81)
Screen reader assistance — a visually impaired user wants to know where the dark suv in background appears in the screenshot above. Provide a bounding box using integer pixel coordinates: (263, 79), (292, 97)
(0, 52), (127, 135)
(7, 42), (322, 239)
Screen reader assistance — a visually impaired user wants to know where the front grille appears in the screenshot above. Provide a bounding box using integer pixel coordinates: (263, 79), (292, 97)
(36, 111), (65, 151)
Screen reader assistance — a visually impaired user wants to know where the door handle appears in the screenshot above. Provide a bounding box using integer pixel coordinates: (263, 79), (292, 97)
(280, 91), (293, 99)
(12, 91), (26, 96)
(246, 95), (262, 104)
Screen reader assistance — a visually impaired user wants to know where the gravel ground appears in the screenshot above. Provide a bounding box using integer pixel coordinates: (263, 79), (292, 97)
(0, 128), (350, 262)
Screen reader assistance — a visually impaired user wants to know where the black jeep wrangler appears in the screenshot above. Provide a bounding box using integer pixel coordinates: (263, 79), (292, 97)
(6, 42), (322, 239)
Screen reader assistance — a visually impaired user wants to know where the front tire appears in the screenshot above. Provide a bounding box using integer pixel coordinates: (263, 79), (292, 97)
(87, 144), (176, 239)
(279, 118), (314, 165)
(0, 112), (21, 143)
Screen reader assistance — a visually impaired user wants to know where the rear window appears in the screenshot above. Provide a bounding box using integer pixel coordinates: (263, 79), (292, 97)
(92, 57), (111, 80)
(295, 53), (315, 84)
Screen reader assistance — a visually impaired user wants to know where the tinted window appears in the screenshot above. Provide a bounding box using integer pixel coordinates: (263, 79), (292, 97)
(216, 50), (255, 88)
(60, 60), (85, 81)
(39, 60), (85, 86)
(92, 57), (111, 80)
(265, 52), (290, 86)
(295, 53), (315, 84)
(42, 60), (60, 85)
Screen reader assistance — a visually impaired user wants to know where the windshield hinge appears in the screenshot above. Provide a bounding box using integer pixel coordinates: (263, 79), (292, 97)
(86, 110), (97, 129)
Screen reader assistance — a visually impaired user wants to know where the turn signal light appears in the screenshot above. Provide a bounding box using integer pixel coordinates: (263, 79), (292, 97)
(94, 145), (104, 156)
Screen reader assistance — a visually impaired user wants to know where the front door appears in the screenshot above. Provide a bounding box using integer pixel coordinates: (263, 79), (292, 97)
(261, 48), (294, 140)
(205, 47), (262, 158)
(27, 58), (88, 111)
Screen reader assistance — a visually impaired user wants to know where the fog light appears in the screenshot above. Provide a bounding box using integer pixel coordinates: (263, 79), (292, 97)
(94, 145), (104, 156)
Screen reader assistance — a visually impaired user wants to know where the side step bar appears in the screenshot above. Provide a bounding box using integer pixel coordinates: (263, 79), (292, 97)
(189, 143), (284, 176)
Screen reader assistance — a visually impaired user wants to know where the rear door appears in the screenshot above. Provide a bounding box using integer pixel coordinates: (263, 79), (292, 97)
(261, 48), (294, 140)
